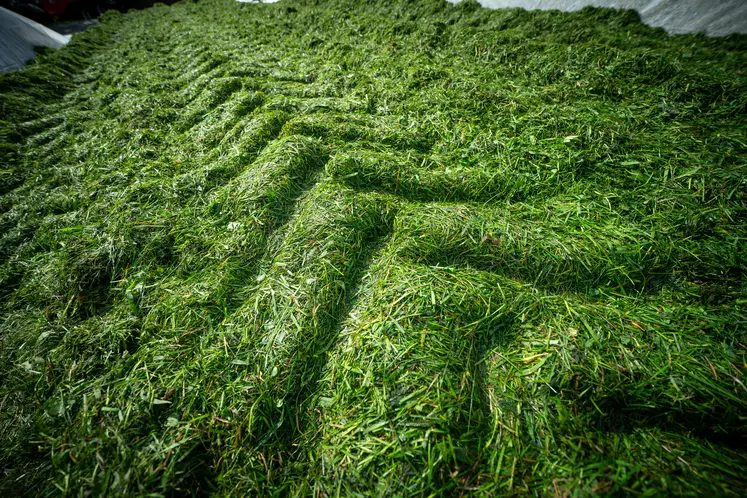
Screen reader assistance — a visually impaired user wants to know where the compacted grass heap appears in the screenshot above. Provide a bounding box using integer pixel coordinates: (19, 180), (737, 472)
(1, 0), (746, 495)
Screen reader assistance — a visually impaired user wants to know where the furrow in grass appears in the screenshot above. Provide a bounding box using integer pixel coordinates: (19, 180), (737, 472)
(150, 134), (330, 324)
(172, 110), (290, 202)
(310, 253), (528, 495)
(173, 52), (228, 88)
(221, 109), (289, 152)
(241, 78), (338, 99)
(15, 115), (66, 140)
(263, 95), (368, 115)
(176, 57), (231, 103)
(204, 134), (329, 226)
(390, 201), (743, 297)
(177, 77), (245, 133)
(24, 123), (67, 150)
(185, 91), (266, 155)
(281, 113), (435, 152)
(229, 67), (316, 84)
(207, 181), (399, 492)
(326, 147), (533, 203)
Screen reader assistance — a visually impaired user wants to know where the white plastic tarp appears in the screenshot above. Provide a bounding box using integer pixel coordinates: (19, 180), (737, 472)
(450, 0), (747, 36)
(0, 7), (71, 72)
(234, 0), (747, 36)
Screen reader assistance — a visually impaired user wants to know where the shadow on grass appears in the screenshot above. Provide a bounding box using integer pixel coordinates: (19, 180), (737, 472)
(251, 226), (395, 484)
(592, 391), (747, 452)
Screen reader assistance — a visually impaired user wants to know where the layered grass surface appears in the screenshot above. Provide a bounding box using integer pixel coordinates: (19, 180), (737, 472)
(1, 0), (746, 495)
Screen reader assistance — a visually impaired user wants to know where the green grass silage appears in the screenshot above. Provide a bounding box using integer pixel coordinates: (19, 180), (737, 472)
(1, 0), (746, 495)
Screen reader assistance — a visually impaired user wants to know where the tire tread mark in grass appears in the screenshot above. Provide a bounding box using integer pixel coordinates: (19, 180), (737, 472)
(243, 201), (396, 484)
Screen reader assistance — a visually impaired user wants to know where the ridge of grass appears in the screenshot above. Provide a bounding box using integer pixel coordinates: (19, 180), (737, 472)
(1, 0), (746, 495)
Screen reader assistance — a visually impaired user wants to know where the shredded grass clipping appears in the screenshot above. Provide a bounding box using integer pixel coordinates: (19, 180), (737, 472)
(1, 0), (746, 495)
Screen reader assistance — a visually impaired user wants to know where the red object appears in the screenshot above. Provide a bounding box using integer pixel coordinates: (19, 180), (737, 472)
(43, 0), (73, 17)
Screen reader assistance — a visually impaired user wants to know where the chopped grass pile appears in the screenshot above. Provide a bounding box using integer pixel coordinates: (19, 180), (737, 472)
(1, 0), (746, 495)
